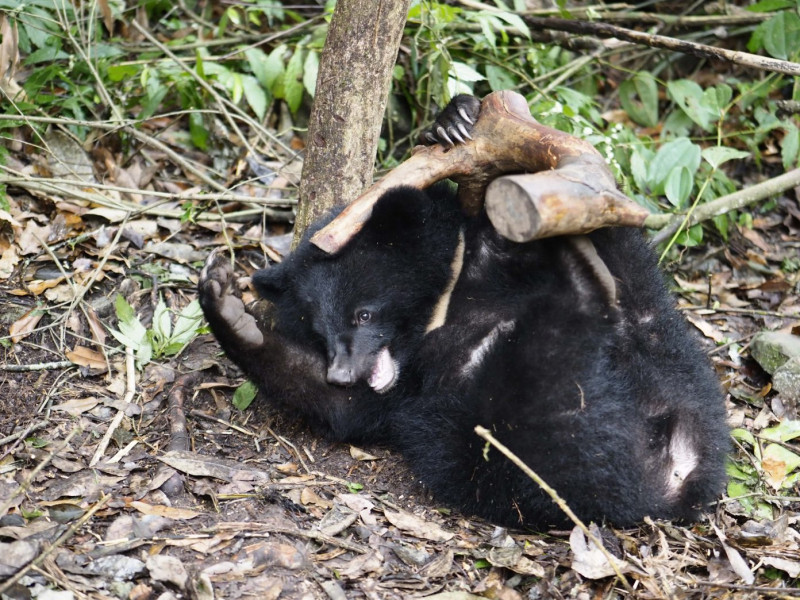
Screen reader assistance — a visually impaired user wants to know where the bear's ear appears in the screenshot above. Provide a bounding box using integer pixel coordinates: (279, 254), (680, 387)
(252, 263), (287, 303)
(367, 186), (436, 239)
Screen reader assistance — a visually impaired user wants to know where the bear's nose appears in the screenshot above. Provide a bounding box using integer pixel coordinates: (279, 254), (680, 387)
(327, 362), (355, 386)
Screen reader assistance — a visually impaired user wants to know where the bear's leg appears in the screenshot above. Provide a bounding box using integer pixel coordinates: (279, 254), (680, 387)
(198, 250), (389, 442)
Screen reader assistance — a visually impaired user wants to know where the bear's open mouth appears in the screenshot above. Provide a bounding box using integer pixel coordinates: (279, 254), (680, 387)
(368, 347), (397, 393)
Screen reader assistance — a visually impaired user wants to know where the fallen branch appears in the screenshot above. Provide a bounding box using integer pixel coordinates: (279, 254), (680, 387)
(519, 15), (800, 77)
(312, 90), (649, 253)
(648, 168), (800, 244)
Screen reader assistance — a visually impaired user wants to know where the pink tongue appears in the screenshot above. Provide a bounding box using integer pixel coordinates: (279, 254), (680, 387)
(369, 347), (395, 392)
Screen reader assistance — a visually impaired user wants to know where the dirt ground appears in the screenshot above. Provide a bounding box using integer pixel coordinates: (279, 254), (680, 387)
(1, 186), (800, 599)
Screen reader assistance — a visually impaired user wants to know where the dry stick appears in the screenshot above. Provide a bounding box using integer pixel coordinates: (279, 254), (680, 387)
(89, 347), (135, 467)
(0, 494), (111, 596)
(520, 16), (800, 76)
(0, 361), (73, 372)
(0, 422), (48, 448)
(647, 168), (800, 244)
(474, 426), (634, 594)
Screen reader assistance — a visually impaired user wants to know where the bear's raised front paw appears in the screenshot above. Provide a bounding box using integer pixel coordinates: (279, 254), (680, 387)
(199, 249), (264, 347)
(422, 94), (481, 148)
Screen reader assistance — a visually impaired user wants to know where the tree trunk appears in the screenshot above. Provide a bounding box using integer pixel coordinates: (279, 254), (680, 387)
(294, 0), (411, 245)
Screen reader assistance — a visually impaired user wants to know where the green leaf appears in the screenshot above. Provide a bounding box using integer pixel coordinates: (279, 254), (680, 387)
(283, 48), (305, 113)
(664, 166), (693, 208)
(490, 10), (531, 38)
(674, 223), (703, 247)
(152, 298), (172, 346)
(485, 65), (516, 92)
(189, 112), (209, 150)
(107, 64), (139, 82)
(668, 79), (722, 131)
(629, 146), (653, 192)
(232, 380), (258, 410)
(648, 138), (701, 195)
(763, 11), (800, 60)
(22, 45), (69, 65)
(731, 427), (756, 446)
(619, 73), (659, 127)
(242, 75), (267, 119)
(172, 300), (203, 346)
(450, 62), (485, 83)
(781, 122), (799, 169)
(726, 481), (750, 498)
(702, 146), (751, 169)
(303, 50), (319, 97)
(115, 294), (135, 323)
(761, 419), (800, 442)
(747, 0), (793, 11)
(246, 45), (286, 92)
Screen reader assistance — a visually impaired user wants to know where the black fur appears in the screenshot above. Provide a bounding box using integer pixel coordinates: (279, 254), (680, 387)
(198, 97), (728, 529)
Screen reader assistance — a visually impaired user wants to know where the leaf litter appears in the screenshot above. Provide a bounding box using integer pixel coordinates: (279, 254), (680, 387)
(1, 22), (800, 600)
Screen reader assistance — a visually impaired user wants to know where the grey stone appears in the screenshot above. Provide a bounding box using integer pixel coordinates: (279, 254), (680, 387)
(750, 332), (800, 374)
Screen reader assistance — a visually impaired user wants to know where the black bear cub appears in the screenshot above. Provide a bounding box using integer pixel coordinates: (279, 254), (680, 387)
(199, 95), (728, 528)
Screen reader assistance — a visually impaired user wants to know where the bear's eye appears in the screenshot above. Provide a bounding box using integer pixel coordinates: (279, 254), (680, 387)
(355, 310), (372, 325)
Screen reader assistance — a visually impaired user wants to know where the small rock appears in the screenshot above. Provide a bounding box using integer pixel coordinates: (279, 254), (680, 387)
(750, 332), (800, 374)
(773, 357), (800, 401)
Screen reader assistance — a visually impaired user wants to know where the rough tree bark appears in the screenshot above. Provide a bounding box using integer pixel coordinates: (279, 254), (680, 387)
(294, 0), (411, 246)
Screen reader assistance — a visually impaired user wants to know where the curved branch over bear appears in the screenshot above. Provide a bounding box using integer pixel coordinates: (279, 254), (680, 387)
(198, 94), (728, 529)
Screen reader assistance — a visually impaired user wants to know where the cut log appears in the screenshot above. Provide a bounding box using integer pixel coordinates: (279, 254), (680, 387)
(311, 90), (650, 254)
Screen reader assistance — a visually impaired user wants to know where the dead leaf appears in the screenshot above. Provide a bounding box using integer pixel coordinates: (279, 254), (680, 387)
(9, 308), (43, 342)
(129, 500), (201, 520)
(45, 130), (95, 182)
(157, 450), (272, 484)
(0, 540), (39, 577)
(241, 541), (308, 571)
(711, 522), (754, 585)
(761, 556), (800, 578)
(300, 487), (332, 509)
(0, 244), (19, 279)
(0, 15), (23, 99)
(146, 554), (188, 590)
(86, 306), (108, 346)
(51, 396), (102, 416)
(569, 525), (630, 579)
(350, 446), (380, 461)
(97, 0), (115, 33)
(383, 509), (454, 542)
(318, 505), (358, 537)
(30, 278), (67, 296)
(335, 550), (383, 579)
(66, 346), (107, 370)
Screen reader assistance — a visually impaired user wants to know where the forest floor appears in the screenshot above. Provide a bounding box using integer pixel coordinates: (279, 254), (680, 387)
(1, 101), (800, 600)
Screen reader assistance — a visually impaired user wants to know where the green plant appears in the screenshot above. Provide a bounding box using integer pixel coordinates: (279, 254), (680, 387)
(109, 294), (203, 368)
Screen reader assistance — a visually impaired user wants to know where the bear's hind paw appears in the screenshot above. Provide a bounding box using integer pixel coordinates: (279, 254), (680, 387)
(199, 249), (264, 348)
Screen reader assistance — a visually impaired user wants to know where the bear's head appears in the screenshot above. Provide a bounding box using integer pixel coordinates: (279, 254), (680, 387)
(253, 185), (463, 393)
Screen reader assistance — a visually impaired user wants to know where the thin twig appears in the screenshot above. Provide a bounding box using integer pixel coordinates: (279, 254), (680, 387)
(474, 425), (634, 594)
